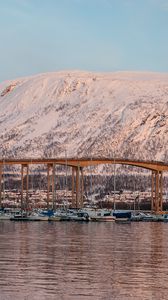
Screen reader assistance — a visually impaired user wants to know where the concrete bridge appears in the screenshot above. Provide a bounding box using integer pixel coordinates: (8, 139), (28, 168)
(0, 157), (168, 212)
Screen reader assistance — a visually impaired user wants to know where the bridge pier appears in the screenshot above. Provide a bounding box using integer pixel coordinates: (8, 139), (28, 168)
(47, 164), (55, 210)
(46, 164), (84, 210)
(71, 167), (75, 208)
(71, 167), (84, 209)
(0, 165), (2, 208)
(21, 164), (29, 211)
(76, 166), (80, 208)
(81, 167), (84, 208)
(52, 163), (56, 210)
(151, 170), (163, 212)
(75, 166), (84, 209)
(47, 164), (50, 210)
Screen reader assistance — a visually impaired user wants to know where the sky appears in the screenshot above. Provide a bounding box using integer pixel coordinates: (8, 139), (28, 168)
(0, 0), (168, 82)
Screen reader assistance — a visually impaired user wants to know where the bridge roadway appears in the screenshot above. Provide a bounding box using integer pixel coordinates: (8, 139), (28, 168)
(0, 157), (168, 171)
(0, 157), (168, 212)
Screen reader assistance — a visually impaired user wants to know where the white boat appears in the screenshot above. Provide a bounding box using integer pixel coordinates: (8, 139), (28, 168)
(28, 212), (49, 221)
(131, 212), (144, 221)
(50, 209), (73, 221)
(10, 211), (30, 221)
(10, 211), (48, 221)
(0, 212), (11, 220)
(141, 213), (157, 221)
(69, 211), (90, 221)
(85, 209), (116, 222)
(60, 210), (90, 221)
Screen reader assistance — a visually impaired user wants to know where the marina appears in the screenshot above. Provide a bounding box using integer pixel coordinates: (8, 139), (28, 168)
(1, 207), (168, 223)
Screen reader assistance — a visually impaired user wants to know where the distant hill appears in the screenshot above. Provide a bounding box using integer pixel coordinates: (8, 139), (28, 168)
(0, 71), (168, 161)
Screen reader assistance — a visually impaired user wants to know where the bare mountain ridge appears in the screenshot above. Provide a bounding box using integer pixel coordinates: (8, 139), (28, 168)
(0, 71), (168, 161)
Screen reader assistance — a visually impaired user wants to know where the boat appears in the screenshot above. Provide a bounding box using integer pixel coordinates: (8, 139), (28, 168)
(49, 208), (73, 221)
(131, 212), (144, 221)
(112, 210), (131, 223)
(28, 212), (49, 221)
(60, 210), (90, 222)
(141, 213), (156, 222)
(163, 214), (168, 222)
(10, 211), (49, 221)
(113, 210), (132, 219)
(48, 215), (62, 221)
(0, 212), (11, 220)
(87, 209), (116, 222)
(115, 218), (131, 224)
(91, 215), (116, 222)
(38, 209), (54, 217)
(10, 211), (31, 221)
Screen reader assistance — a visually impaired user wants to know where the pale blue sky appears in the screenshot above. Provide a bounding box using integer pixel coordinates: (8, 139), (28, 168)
(0, 0), (168, 82)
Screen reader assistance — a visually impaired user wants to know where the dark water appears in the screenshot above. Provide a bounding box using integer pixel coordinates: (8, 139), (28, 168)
(0, 221), (168, 300)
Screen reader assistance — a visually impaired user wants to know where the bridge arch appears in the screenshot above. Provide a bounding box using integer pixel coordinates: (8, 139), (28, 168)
(0, 158), (168, 212)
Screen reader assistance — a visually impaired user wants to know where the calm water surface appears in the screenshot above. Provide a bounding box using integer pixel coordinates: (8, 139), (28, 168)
(0, 221), (168, 300)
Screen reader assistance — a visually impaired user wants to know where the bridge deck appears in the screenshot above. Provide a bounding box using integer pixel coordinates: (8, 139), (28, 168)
(0, 158), (168, 171)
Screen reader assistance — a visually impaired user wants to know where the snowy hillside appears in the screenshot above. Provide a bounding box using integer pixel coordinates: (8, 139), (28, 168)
(0, 71), (168, 161)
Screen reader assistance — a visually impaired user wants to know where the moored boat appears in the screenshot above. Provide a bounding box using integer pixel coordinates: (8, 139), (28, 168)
(10, 211), (49, 221)
(0, 212), (11, 220)
(115, 218), (131, 224)
(10, 211), (30, 221)
(48, 215), (62, 221)
(113, 210), (132, 219)
(28, 212), (49, 221)
(86, 209), (116, 222)
(91, 215), (116, 222)
(131, 212), (144, 222)
(112, 210), (131, 223)
(60, 211), (90, 222)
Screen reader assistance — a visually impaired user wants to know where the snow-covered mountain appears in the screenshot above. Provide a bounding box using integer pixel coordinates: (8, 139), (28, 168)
(0, 71), (168, 161)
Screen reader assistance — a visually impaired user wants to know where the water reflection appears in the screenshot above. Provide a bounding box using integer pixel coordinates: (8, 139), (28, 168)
(0, 221), (168, 299)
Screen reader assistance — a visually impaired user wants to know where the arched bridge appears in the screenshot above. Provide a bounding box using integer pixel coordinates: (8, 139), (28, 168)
(0, 157), (168, 212)
(0, 157), (168, 171)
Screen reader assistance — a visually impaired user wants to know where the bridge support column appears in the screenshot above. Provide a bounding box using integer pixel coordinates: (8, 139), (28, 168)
(151, 170), (163, 212)
(26, 165), (29, 210)
(21, 164), (29, 211)
(80, 167), (84, 208)
(71, 167), (75, 208)
(76, 166), (80, 208)
(0, 165), (2, 208)
(47, 163), (56, 210)
(151, 171), (154, 211)
(159, 171), (163, 211)
(21, 165), (23, 211)
(47, 164), (52, 210)
(75, 167), (84, 209)
(52, 164), (56, 210)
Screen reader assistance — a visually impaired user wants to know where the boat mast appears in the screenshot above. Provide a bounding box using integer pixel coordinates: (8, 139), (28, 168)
(90, 156), (93, 207)
(113, 153), (116, 211)
(3, 158), (5, 208)
(65, 149), (68, 211)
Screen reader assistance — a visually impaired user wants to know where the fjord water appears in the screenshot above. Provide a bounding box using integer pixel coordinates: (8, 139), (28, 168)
(0, 221), (168, 300)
